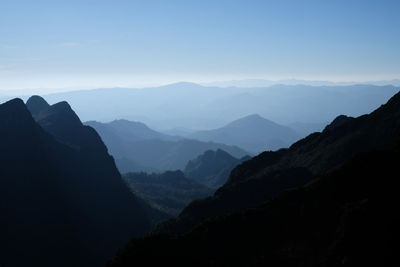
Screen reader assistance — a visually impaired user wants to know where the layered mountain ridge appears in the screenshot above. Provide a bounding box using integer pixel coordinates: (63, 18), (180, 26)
(155, 90), (400, 236)
(85, 119), (249, 172)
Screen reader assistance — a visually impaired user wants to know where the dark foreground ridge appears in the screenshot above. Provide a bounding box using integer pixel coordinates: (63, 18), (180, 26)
(110, 146), (400, 267)
(1, 96), (150, 267)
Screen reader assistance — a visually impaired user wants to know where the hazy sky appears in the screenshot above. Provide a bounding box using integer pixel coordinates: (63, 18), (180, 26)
(1, 0), (399, 90)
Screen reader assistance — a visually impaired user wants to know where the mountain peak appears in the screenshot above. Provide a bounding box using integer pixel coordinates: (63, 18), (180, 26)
(26, 95), (50, 116)
(323, 115), (354, 132)
(50, 101), (73, 112)
(190, 113), (300, 153)
(241, 114), (264, 120)
(229, 114), (272, 126)
(45, 101), (82, 126)
(165, 82), (200, 87)
(0, 98), (35, 125)
(25, 96), (80, 127)
(215, 148), (235, 158)
(1, 98), (26, 111)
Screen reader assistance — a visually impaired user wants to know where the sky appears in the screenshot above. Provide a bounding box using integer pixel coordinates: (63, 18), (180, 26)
(1, 0), (399, 90)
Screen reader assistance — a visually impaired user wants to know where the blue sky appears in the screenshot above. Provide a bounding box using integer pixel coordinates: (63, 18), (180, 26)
(1, 0), (399, 89)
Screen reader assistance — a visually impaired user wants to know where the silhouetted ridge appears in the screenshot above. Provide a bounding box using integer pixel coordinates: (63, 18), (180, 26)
(26, 95), (50, 116)
(0, 99), (74, 267)
(323, 114), (354, 132)
(37, 100), (82, 127)
(1, 98), (33, 120)
(1, 97), (150, 267)
(27, 96), (110, 155)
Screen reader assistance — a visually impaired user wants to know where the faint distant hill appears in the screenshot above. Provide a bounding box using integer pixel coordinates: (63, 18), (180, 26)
(189, 114), (300, 153)
(85, 119), (249, 172)
(12, 82), (397, 130)
(184, 149), (251, 188)
(86, 119), (179, 142)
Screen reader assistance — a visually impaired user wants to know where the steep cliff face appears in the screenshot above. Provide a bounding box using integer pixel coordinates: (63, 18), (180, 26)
(0, 97), (150, 267)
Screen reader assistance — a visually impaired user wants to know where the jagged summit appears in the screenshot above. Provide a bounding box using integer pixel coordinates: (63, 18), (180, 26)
(1, 98), (29, 115)
(1, 96), (150, 266)
(323, 115), (354, 132)
(0, 98), (39, 132)
(26, 96), (82, 126)
(26, 95), (50, 116)
(26, 96), (110, 155)
(41, 101), (82, 127)
(1, 97), (26, 108)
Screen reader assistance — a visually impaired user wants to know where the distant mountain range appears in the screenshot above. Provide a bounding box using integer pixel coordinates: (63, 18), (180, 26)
(109, 90), (400, 267)
(86, 113), (299, 172)
(1, 96), (149, 267)
(189, 114), (300, 153)
(85, 119), (249, 172)
(4, 82), (397, 130)
(204, 78), (400, 87)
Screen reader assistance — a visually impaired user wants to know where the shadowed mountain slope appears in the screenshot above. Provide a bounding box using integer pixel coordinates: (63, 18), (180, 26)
(110, 145), (400, 267)
(0, 96), (149, 267)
